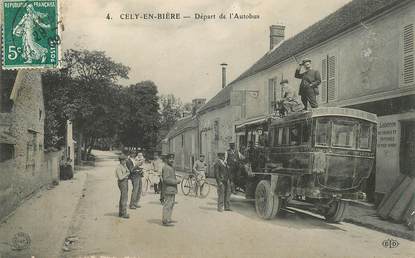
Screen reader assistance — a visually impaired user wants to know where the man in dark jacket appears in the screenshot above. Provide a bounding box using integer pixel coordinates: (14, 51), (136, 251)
(161, 154), (181, 226)
(294, 59), (321, 110)
(214, 152), (231, 212)
(126, 151), (142, 209)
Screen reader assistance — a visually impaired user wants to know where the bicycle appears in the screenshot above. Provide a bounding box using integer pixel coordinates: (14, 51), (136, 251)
(181, 174), (211, 198)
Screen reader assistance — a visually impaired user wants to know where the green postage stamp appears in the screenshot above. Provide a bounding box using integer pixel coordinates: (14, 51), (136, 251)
(2, 0), (60, 69)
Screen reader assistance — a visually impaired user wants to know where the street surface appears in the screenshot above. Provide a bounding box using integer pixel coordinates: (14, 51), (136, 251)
(59, 151), (414, 258)
(1, 150), (413, 258)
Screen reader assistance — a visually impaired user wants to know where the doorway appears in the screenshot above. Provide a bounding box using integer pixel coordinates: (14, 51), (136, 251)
(400, 121), (415, 177)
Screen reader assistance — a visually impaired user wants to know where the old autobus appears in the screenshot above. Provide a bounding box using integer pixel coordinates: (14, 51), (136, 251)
(234, 107), (378, 222)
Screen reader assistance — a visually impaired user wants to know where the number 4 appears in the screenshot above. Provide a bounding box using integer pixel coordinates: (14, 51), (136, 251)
(106, 13), (112, 20)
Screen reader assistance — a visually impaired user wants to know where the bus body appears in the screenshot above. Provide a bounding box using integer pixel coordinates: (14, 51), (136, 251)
(234, 107), (378, 222)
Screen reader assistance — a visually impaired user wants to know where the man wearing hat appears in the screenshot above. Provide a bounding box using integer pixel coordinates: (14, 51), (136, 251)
(214, 152), (231, 212)
(161, 153), (181, 226)
(126, 151), (143, 209)
(294, 59), (321, 110)
(115, 154), (130, 218)
(278, 79), (302, 115)
(193, 154), (207, 197)
(225, 142), (244, 194)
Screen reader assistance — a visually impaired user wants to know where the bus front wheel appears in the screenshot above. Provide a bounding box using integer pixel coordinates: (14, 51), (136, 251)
(255, 180), (281, 219)
(323, 200), (347, 223)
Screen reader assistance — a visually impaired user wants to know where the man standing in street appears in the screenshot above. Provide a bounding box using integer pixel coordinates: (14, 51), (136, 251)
(115, 154), (130, 219)
(294, 59), (321, 110)
(214, 152), (231, 212)
(193, 154), (207, 197)
(153, 152), (163, 194)
(225, 142), (243, 194)
(126, 151), (142, 209)
(161, 154), (181, 226)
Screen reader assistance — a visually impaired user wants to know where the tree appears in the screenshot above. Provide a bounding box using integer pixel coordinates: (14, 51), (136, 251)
(158, 94), (192, 145)
(43, 49), (130, 164)
(118, 81), (161, 152)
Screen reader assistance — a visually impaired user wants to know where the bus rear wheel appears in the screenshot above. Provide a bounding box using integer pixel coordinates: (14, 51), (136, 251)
(323, 200), (347, 223)
(255, 180), (281, 219)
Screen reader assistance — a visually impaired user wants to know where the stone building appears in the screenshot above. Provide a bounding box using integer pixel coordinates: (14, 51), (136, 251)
(0, 63), (60, 221)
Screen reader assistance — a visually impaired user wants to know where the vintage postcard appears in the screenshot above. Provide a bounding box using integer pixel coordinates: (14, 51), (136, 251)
(0, 0), (414, 258)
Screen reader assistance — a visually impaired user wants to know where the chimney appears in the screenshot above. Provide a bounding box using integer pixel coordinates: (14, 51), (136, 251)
(221, 63), (227, 88)
(269, 25), (285, 50)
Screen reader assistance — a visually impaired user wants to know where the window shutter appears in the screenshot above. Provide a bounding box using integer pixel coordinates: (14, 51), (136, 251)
(327, 55), (337, 101)
(402, 24), (414, 85)
(321, 58), (327, 103)
(268, 79), (275, 113)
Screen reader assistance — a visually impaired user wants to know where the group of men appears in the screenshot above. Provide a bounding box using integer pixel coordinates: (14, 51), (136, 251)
(115, 151), (180, 226)
(277, 58), (321, 116)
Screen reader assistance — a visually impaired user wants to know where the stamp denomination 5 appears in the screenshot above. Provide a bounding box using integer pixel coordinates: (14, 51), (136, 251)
(2, 0), (61, 69)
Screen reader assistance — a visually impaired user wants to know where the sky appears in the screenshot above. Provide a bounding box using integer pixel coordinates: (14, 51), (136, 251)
(61, 0), (352, 103)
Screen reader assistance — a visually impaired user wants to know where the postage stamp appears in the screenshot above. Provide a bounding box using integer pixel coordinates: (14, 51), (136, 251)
(2, 0), (60, 69)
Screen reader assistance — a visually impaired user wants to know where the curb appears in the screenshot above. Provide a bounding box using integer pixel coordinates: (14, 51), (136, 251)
(344, 217), (415, 241)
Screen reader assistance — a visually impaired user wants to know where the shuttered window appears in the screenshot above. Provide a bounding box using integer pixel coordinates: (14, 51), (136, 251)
(402, 24), (414, 85)
(327, 56), (337, 101)
(321, 58), (328, 103)
(321, 55), (337, 103)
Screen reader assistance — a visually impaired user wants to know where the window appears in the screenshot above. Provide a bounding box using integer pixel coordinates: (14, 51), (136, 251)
(290, 124), (301, 145)
(0, 70), (17, 112)
(26, 131), (37, 169)
(316, 119), (331, 146)
(214, 120), (219, 141)
(268, 78), (282, 113)
(181, 134), (184, 147)
(333, 122), (355, 148)
(302, 120), (312, 144)
(0, 143), (15, 162)
(321, 55), (337, 103)
(282, 127), (289, 145)
(359, 124), (371, 150)
(402, 24), (414, 86)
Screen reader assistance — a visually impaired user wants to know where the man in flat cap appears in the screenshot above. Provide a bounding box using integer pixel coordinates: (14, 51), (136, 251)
(161, 153), (181, 226)
(294, 59), (321, 110)
(115, 154), (130, 219)
(214, 152), (232, 212)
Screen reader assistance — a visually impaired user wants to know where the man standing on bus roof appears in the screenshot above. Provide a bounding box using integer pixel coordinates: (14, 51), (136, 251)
(214, 152), (231, 212)
(294, 59), (321, 110)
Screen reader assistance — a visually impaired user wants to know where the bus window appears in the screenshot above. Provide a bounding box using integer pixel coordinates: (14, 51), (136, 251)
(316, 119), (331, 146)
(272, 127), (279, 146)
(290, 124), (301, 145)
(282, 127), (289, 145)
(333, 121), (355, 148)
(359, 124), (371, 150)
(302, 120), (311, 144)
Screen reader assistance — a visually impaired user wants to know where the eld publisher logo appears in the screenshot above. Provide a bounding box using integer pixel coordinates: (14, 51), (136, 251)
(382, 238), (399, 248)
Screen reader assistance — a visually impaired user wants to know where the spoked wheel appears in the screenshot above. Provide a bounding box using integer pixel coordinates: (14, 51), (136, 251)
(199, 182), (211, 198)
(323, 200), (347, 223)
(255, 180), (281, 220)
(181, 177), (192, 196)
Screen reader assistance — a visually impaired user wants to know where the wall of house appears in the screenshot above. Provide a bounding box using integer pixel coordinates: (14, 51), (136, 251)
(169, 128), (198, 172)
(232, 1), (415, 118)
(198, 106), (234, 176)
(228, 2), (415, 196)
(0, 69), (60, 221)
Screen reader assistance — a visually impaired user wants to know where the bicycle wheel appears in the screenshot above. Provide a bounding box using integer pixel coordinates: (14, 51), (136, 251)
(200, 181), (211, 198)
(181, 177), (191, 196)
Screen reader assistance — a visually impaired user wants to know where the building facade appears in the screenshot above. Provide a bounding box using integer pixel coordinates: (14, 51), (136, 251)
(0, 68), (61, 221)
(228, 0), (415, 200)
